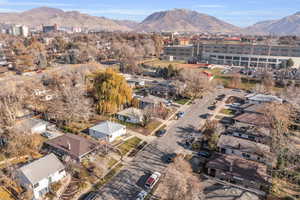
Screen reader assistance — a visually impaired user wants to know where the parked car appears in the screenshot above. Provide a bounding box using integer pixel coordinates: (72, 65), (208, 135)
(163, 153), (177, 163)
(145, 172), (161, 189)
(215, 97), (224, 101)
(166, 100), (173, 106)
(136, 190), (148, 200)
(218, 94), (226, 98)
(177, 112), (185, 118)
(155, 129), (167, 137)
(230, 103), (241, 108)
(208, 105), (216, 110)
(81, 191), (99, 200)
(197, 151), (211, 158)
(41, 132), (53, 139)
(200, 113), (212, 119)
(232, 89), (243, 93)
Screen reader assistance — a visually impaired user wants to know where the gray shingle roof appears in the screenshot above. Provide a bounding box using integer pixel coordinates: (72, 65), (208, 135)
(246, 93), (283, 103)
(89, 121), (125, 136)
(19, 153), (64, 185)
(117, 107), (143, 118)
(218, 135), (270, 156)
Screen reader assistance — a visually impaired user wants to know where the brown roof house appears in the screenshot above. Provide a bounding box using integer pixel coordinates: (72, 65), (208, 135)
(43, 134), (99, 162)
(225, 125), (271, 145)
(217, 135), (273, 165)
(206, 153), (271, 191)
(233, 113), (269, 127)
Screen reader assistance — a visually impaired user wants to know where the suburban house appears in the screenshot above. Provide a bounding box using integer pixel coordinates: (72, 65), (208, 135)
(89, 121), (126, 142)
(239, 103), (265, 114)
(43, 134), (99, 162)
(139, 95), (167, 109)
(127, 78), (145, 88)
(233, 112), (269, 127)
(13, 118), (48, 135)
(224, 125), (271, 145)
(149, 84), (177, 98)
(206, 153), (270, 191)
(245, 93), (283, 104)
(217, 135), (272, 164)
(117, 107), (144, 124)
(18, 154), (66, 200)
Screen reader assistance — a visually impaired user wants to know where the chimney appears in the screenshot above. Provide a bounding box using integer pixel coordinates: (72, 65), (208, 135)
(67, 141), (71, 151)
(229, 161), (233, 172)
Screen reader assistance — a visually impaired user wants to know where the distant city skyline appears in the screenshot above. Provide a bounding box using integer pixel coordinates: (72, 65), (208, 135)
(0, 0), (299, 27)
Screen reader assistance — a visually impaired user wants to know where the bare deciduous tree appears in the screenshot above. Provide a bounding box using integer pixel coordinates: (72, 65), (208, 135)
(156, 155), (203, 200)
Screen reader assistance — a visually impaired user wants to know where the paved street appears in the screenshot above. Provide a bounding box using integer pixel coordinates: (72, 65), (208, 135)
(98, 89), (243, 200)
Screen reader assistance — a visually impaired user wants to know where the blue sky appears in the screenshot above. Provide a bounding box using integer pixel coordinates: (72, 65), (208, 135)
(0, 0), (299, 27)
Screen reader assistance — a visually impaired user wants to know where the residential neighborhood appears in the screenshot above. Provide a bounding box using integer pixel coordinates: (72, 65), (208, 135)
(0, 2), (299, 200)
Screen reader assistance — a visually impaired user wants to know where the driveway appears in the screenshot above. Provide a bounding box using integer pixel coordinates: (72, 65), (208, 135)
(97, 89), (245, 200)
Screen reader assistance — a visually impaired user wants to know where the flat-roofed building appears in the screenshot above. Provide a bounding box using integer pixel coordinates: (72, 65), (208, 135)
(163, 42), (300, 68)
(199, 43), (300, 68)
(163, 45), (195, 61)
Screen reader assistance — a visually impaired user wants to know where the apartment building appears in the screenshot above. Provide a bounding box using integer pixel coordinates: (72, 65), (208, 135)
(163, 45), (195, 61)
(163, 42), (300, 68)
(3, 24), (29, 37)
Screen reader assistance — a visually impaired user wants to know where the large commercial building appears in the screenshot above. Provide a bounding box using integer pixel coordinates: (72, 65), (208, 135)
(163, 42), (300, 68)
(163, 45), (195, 61)
(5, 25), (29, 37)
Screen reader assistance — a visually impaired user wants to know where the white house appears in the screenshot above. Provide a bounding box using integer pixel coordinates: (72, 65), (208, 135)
(245, 93), (283, 104)
(117, 107), (144, 124)
(13, 118), (48, 135)
(18, 154), (66, 200)
(89, 121), (126, 142)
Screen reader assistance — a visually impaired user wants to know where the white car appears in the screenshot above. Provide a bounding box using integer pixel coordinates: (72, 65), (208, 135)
(136, 190), (148, 200)
(145, 172), (161, 189)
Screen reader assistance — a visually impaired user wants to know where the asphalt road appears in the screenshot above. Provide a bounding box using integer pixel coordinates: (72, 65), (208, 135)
(97, 89), (243, 200)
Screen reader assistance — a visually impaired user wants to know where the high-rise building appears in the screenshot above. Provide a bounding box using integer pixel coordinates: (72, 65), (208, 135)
(8, 25), (29, 37)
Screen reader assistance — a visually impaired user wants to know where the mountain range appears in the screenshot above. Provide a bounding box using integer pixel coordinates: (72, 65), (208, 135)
(1, 7), (300, 35)
(246, 12), (300, 35)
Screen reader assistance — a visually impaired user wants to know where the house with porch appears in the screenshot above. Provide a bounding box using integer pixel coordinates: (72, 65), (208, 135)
(206, 153), (270, 191)
(89, 121), (126, 142)
(43, 134), (99, 162)
(18, 154), (66, 200)
(116, 107), (144, 124)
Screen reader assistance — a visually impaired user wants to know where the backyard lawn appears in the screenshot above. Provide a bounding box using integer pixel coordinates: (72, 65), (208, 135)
(220, 109), (237, 116)
(117, 137), (142, 156)
(175, 98), (190, 105)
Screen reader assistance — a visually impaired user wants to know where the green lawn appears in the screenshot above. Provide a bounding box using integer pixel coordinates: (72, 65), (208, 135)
(215, 115), (224, 120)
(118, 137), (142, 156)
(143, 59), (186, 68)
(220, 109), (237, 116)
(107, 158), (118, 169)
(144, 120), (162, 135)
(175, 98), (190, 105)
(214, 75), (259, 90)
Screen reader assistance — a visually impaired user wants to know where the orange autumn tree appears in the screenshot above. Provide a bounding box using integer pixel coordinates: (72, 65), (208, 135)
(93, 68), (132, 114)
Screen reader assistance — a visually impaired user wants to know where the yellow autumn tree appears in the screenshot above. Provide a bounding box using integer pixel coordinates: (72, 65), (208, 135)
(93, 68), (132, 114)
